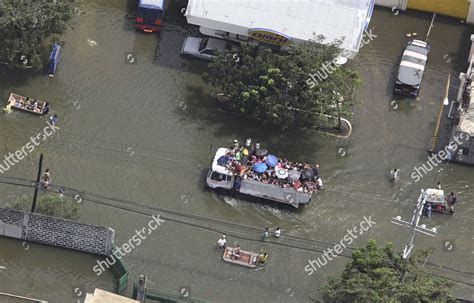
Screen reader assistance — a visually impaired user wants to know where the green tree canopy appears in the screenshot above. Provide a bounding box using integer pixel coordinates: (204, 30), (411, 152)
(204, 37), (359, 130)
(321, 240), (455, 303)
(0, 0), (74, 70)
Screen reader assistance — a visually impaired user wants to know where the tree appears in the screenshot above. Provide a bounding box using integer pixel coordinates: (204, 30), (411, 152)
(320, 240), (456, 303)
(0, 0), (74, 70)
(12, 194), (80, 221)
(204, 37), (360, 130)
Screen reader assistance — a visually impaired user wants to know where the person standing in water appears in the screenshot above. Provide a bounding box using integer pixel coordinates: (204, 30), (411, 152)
(389, 168), (399, 182)
(260, 227), (269, 241)
(42, 168), (51, 189)
(48, 114), (58, 126)
(275, 227), (281, 238)
(217, 235), (227, 250)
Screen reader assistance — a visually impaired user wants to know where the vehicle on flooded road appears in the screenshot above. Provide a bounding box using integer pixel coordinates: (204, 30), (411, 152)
(181, 37), (233, 61)
(206, 147), (320, 208)
(393, 39), (430, 97)
(135, 0), (165, 33)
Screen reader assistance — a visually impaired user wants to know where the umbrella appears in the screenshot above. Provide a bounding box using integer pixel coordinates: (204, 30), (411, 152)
(288, 169), (301, 182)
(266, 154), (278, 167)
(253, 162), (268, 173)
(276, 168), (289, 179)
(301, 168), (315, 180)
(256, 148), (268, 157)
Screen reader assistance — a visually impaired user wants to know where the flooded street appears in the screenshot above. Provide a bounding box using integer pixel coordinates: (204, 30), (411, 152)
(0, 2), (473, 302)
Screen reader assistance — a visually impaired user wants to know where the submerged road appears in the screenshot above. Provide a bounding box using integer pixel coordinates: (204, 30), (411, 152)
(0, 2), (473, 302)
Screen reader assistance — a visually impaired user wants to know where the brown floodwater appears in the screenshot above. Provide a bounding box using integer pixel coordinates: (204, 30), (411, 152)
(0, 2), (473, 302)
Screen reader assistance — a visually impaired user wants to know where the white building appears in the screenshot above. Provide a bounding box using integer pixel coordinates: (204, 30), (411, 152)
(185, 0), (375, 59)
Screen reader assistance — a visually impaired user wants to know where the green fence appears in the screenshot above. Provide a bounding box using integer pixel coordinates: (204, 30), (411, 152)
(133, 282), (209, 303)
(112, 253), (208, 302)
(112, 250), (130, 294)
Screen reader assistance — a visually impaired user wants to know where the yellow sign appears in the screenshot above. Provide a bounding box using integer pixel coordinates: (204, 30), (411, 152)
(248, 29), (292, 46)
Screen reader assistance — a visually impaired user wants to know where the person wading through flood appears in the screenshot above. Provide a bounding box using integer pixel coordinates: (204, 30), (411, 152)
(217, 235), (226, 250)
(389, 168), (399, 182)
(446, 192), (458, 213)
(259, 251), (268, 264)
(260, 227), (269, 241)
(42, 168), (51, 190)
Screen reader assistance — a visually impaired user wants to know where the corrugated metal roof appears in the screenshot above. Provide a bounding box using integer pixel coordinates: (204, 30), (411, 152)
(185, 0), (373, 53)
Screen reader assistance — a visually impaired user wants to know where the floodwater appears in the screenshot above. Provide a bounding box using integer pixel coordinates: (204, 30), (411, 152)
(0, 2), (473, 302)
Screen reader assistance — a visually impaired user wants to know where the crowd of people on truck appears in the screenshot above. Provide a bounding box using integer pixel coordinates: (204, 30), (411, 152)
(217, 138), (323, 194)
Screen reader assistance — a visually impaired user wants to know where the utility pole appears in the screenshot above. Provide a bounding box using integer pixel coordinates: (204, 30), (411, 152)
(336, 98), (342, 130)
(391, 190), (437, 282)
(391, 190), (437, 260)
(428, 74), (450, 153)
(31, 153), (43, 213)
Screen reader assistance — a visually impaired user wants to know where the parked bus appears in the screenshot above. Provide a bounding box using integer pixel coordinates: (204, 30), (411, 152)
(135, 0), (165, 33)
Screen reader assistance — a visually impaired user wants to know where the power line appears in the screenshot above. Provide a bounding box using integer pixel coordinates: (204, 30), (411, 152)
(0, 175), (473, 283)
(0, 175), (354, 254)
(2, 125), (472, 219)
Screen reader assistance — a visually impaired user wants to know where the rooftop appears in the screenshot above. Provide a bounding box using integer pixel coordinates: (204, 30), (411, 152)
(185, 0), (374, 54)
(85, 289), (139, 303)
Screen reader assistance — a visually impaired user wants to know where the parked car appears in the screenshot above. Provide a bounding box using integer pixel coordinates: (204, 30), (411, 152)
(181, 37), (232, 61)
(393, 39), (430, 97)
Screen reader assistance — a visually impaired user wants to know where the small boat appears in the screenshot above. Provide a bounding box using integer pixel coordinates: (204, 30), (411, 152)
(48, 43), (61, 77)
(222, 246), (259, 268)
(6, 93), (49, 115)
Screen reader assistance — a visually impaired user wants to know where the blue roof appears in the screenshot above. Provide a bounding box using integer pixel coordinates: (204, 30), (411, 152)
(139, 0), (164, 10)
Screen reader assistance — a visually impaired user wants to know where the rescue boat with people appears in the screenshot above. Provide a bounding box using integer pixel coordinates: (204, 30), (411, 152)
(4, 93), (49, 115)
(222, 246), (259, 268)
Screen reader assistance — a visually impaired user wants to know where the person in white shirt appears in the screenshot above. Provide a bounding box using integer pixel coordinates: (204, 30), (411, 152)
(316, 177), (323, 189)
(217, 235), (226, 249)
(275, 227), (281, 238)
(389, 168), (399, 182)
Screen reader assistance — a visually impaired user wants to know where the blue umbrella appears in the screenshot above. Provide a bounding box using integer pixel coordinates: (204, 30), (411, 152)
(253, 162), (268, 173)
(266, 154), (278, 167)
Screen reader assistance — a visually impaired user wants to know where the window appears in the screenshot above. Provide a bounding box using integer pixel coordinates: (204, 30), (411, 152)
(210, 172), (226, 181)
(236, 34), (249, 42)
(215, 30), (228, 37)
(201, 49), (214, 55)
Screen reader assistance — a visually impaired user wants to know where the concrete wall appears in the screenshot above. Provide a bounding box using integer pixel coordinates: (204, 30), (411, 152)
(408, 0), (469, 19)
(468, 3), (474, 24)
(0, 208), (114, 256)
(377, 0), (474, 24)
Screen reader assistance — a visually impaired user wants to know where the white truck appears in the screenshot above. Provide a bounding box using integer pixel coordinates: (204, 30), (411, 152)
(206, 148), (312, 208)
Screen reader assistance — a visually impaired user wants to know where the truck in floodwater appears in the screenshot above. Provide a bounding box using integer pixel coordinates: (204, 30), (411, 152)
(135, 0), (165, 33)
(206, 148), (315, 208)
